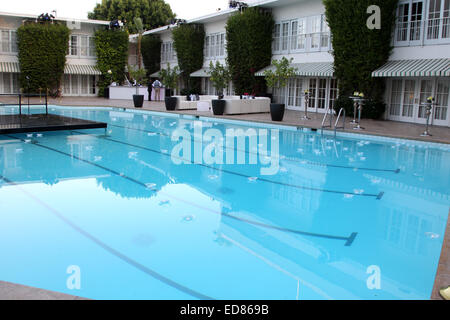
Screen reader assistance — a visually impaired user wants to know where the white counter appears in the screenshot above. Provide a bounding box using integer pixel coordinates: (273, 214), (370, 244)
(109, 86), (149, 100)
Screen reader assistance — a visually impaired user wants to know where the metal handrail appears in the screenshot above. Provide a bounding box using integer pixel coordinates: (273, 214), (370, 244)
(334, 108), (346, 136)
(0, 93), (48, 115)
(321, 105), (333, 134)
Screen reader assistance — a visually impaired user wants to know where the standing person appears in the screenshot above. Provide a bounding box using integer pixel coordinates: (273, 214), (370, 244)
(152, 79), (162, 101)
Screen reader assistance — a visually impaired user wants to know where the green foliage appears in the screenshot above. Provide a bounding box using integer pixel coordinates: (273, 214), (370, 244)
(128, 64), (147, 85)
(207, 61), (231, 97)
(159, 63), (179, 91)
(324, 0), (398, 100)
(88, 0), (175, 33)
(17, 22), (70, 94)
(263, 57), (297, 89)
(94, 28), (129, 96)
(172, 23), (205, 90)
(141, 35), (162, 77)
(226, 7), (274, 95)
(334, 95), (386, 120)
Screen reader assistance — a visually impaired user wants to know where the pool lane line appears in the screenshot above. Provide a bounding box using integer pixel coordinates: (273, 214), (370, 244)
(5, 134), (358, 246)
(69, 130), (383, 199)
(0, 174), (214, 300)
(109, 123), (401, 174)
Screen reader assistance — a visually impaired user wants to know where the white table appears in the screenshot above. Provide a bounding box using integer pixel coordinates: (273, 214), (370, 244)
(109, 86), (149, 100)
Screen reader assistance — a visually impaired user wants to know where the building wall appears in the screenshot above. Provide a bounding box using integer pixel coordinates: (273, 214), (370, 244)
(0, 13), (106, 96)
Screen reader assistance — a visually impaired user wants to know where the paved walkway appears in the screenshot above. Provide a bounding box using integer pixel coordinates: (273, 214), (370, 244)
(1, 96), (449, 144)
(40, 97), (450, 145)
(0, 281), (87, 300)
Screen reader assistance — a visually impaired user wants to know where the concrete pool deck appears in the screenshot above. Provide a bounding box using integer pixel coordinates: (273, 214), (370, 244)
(0, 96), (449, 300)
(2, 96), (449, 144)
(0, 281), (87, 300)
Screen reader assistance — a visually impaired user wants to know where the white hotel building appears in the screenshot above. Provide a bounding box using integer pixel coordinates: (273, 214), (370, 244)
(0, 12), (108, 97)
(141, 0), (450, 127)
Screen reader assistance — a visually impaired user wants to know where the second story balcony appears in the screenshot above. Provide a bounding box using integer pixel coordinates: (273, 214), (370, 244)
(394, 16), (450, 46)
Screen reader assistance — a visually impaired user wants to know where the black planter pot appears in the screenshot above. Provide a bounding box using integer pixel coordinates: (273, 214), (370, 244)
(133, 94), (144, 108)
(165, 97), (178, 111)
(212, 99), (226, 115)
(270, 103), (285, 121)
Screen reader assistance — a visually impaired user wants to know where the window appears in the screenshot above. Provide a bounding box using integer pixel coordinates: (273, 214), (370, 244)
(69, 35), (96, 57)
(402, 80), (416, 117)
(329, 79), (338, 109)
(390, 80), (403, 116)
(273, 24), (281, 51)
(204, 32), (225, 59)
(395, 1), (424, 42)
(321, 15), (331, 49)
(161, 42), (176, 63)
(309, 79), (317, 109)
(297, 19), (307, 50)
(282, 22), (289, 51)
(435, 79), (449, 120)
(418, 79), (433, 118)
(290, 21), (298, 50)
(0, 30), (18, 53)
(310, 16), (322, 50)
(70, 35), (78, 56)
(0, 73), (19, 93)
(317, 79), (327, 109)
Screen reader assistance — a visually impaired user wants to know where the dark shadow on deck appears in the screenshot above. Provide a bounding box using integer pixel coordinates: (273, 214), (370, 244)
(0, 114), (107, 135)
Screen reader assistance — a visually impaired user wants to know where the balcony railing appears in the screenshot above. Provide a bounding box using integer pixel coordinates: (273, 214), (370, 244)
(273, 32), (332, 54)
(394, 17), (450, 46)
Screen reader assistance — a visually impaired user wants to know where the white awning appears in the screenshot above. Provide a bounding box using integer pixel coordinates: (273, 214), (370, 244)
(255, 62), (335, 77)
(372, 59), (450, 77)
(64, 64), (101, 75)
(0, 62), (20, 73)
(190, 68), (211, 77)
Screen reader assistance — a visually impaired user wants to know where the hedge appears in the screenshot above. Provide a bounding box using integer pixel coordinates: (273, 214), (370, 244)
(17, 22), (70, 95)
(172, 23), (204, 91)
(141, 34), (162, 78)
(324, 0), (398, 101)
(94, 28), (129, 96)
(226, 8), (274, 95)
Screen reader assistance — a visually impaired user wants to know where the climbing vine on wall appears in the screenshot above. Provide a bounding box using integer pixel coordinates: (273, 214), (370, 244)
(226, 7), (274, 95)
(172, 23), (205, 91)
(324, 0), (398, 104)
(94, 28), (129, 96)
(17, 22), (70, 95)
(141, 34), (162, 78)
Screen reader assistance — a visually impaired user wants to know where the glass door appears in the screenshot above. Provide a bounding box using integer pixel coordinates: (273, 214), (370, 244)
(434, 79), (450, 126)
(417, 79), (433, 123)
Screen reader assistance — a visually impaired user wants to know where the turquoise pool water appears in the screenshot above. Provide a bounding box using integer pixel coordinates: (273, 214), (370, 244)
(0, 105), (449, 300)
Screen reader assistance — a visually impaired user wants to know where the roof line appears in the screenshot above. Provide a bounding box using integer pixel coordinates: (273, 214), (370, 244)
(0, 11), (110, 25)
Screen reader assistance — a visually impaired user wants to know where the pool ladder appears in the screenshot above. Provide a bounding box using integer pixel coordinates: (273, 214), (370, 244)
(321, 106), (346, 137)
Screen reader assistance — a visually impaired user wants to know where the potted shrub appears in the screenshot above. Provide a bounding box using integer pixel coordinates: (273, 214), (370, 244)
(207, 61), (231, 115)
(263, 57), (297, 121)
(160, 63), (180, 111)
(130, 17), (146, 108)
(128, 65), (147, 108)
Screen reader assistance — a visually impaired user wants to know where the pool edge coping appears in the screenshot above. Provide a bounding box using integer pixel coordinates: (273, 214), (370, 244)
(431, 208), (450, 300)
(44, 104), (450, 148)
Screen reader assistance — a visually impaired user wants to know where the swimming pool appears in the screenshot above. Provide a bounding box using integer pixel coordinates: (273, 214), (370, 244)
(0, 105), (449, 300)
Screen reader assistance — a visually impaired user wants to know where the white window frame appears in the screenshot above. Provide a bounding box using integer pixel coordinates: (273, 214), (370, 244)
(69, 34), (96, 58)
(0, 73), (20, 94)
(204, 32), (226, 60)
(0, 29), (18, 54)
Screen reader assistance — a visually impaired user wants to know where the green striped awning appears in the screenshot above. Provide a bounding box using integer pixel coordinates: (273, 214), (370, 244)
(150, 69), (181, 78)
(372, 59), (450, 77)
(190, 68), (211, 77)
(0, 62), (20, 73)
(255, 62), (334, 77)
(64, 64), (101, 75)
